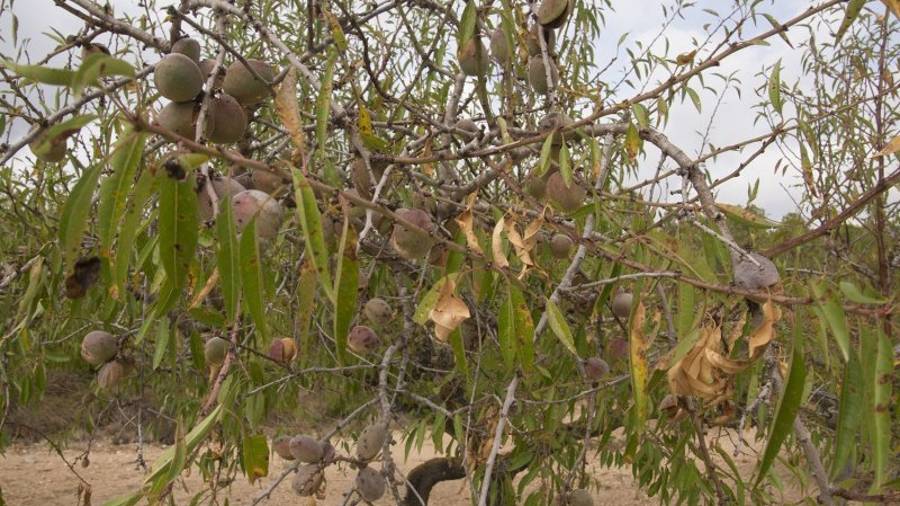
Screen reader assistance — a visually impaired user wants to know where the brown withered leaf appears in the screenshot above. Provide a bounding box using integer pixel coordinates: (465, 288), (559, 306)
(429, 277), (470, 342)
(675, 50), (697, 65)
(748, 300), (781, 360)
(455, 194), (483, 255)
(274, 68), (306, 162)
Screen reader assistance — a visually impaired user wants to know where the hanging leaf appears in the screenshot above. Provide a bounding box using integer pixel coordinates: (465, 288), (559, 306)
(241, 434), (269, 484)
(492, 216), (510, 269)
(497, 285), (518, 372)
(625, 121), (641, 160)
(830, 350), (863, 479)
(559, 142), (572, 186)
(97, 131), (146, 265)
(835, 0), (866, 43)
(629, 301), (650, 428)
(872, 330), (892, 489)
(240, 219), (267, 341)
(59, 162), (103, 272)
(545, 299), (577, 356)
(413, 272), (462, 325)
(631, 103), (649, 128)
(291, 170), (334, 302)
(871, 135), (900, 158)
(158, 174), (198, 293)
(768, 59), (782, 114)
(296, 259), (317, 367)
(113, 169), (157, 299)
(333, 217), (359, 363)
(685, 87), (702, 113)
(152, 320), (171, 370)
(811, 283), (850, 362)
(429, 276), (470, 342)
(537, 133), (555, 176)
(755, 330), (806, 487)
(30, 114), (96, 159)
(509, 284), (534, 372)
(217, 197), (241, 321)
(458, 0), (478, 44)
(274, 68), (306, 157)
(70, 52), (134, 96)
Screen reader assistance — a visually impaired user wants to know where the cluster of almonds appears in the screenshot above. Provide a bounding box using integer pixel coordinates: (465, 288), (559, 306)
(459, 0), (572, 96)
(80, 330), (128, 389)
(345, 297), (394, 355)
(152, 38), (287, 243)
(271, 420), (389, 500)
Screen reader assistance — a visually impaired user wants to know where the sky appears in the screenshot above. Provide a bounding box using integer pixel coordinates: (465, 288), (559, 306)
(0, 0), (881, 219)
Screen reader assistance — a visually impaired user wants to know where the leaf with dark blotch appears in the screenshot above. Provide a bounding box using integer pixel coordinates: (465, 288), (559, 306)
(64, 256), (101, 299)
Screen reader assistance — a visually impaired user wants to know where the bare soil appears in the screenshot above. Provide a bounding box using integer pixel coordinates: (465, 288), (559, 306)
(0, 428), (828, 505)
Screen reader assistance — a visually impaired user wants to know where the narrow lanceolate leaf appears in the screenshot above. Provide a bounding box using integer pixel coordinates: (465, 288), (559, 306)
(291, 170), (334, 302)
(632, 103), (650, 128)
(216, 198), (241, 321)
(625, 121), (641, 160)
(768, 59), (782, 114)
(152, 320), (171, 370)
(413, 272), (462, 325)
(545, 299), (577, 356)
(838, 280), (886, 305)
(559, 143), (572, 187)
(316, 50), (337, 184)
(497, 284), (518, 372)
(717, 203), (779, 229)
(98, 131), (146, 263)
(628, 301), (649, 429)
(31, 114), (96, 159)
(831, 349), (863, 479)
(71, 53), (134, 96)
(872, 330), (892, 489)
(458, 0), (478, 44)
(812, 283), (850, 362)
(274, 68), (305, 157)
(240, 219), (267, 341)
(1, 59), (75, 85)
(537, 133), (555, 176)
(241, 434), (269, 484)
(114, 169), (157, 299)
(755, 331), (806, 487)
(157, 175), (198, 293)
(835, 0), (865, 43)
(333, 219), (359, 363)
(296, 259), (317, 367)
(509, 284), (534, 372)
(59, 162), (103, 272)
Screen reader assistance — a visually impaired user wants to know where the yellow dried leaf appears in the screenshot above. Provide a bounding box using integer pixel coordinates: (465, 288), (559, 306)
(675, 50), (697, 65)
(274, 68), (305, 160)
(872, 135), (900, 158)
(455, 210), (483, 255)
(881, 0), (899, 18)
(492, 216), (510, 269)
(503, 218), (534, 268)
(748, 300), (781, 359)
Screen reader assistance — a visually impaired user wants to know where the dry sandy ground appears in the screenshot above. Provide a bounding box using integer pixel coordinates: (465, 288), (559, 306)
(0, 429), (822, 505)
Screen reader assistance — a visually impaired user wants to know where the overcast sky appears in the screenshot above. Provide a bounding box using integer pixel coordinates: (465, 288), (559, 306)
(0, 0), (868, 219)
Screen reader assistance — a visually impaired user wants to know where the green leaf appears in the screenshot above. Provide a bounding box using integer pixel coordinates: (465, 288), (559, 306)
(71, 53), (135, 96)
(240, 219), (267, 342)
(141, 404), (223, 495)
(811, 283), (850, 363)
(872, 329), (892, 489)
(717, 203), (779, 229)
(241, 433), (269, 484)
(217, 199), (241, 322)
(831, 349), (863, 479)
(838, 280), (886, 305)
(545, 299), (577, 357)
(755, 328), (806, 487)
(835, 0), (865, 43)
(537, 133), (555, 176)
(685, 87), (702, 113)
(296, 260), (317, 368)
(559, 142), (572, 187)
(152, 320), (171, 370)
(458, 0), (478, 44)
(291, 170), (334, 302)
(97, 131), (147, 265)
(114, 169), (157, 299)
(497, 284), (518, 372)
(316, 50), (337, 185)
(333, 220), (359, 364)
(59, 162), (103, 272)
(34, 114), (96, 159)
(1, 59), (75, 85)
(157, 175), (198, 293)
(768, 59), (782, 115)
(632, 103), (649, 128)
(509, 284), (534, 372)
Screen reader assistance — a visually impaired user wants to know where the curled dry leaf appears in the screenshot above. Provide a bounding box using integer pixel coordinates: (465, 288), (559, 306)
(455, 193), (483, 255)
(667, 299), (782, 402)
(274, 67), (306, 161)
(428, 277), (470, 342)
